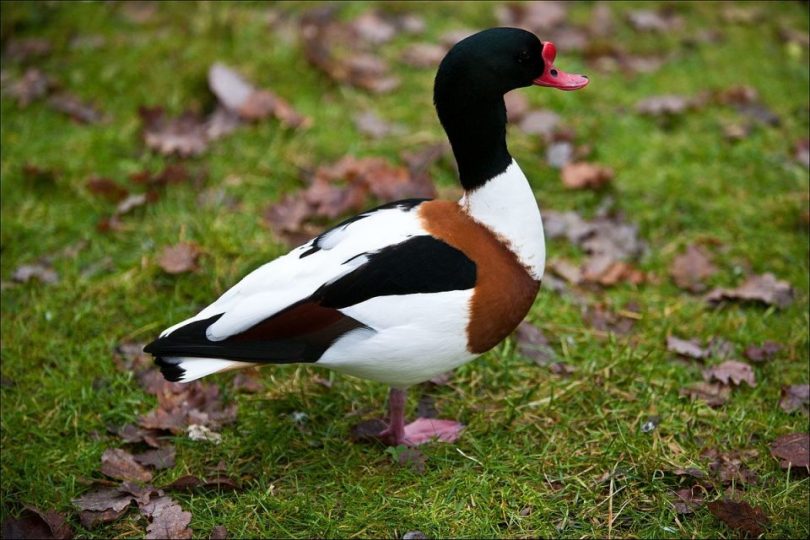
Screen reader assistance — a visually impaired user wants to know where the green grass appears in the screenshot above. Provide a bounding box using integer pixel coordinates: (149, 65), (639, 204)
(1, 1), (808, 538)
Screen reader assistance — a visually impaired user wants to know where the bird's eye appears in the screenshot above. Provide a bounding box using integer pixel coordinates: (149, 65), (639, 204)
(517, 50), (530, 64)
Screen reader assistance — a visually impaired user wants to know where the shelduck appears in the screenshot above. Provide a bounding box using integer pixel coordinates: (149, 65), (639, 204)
(144, 28), (589, 446)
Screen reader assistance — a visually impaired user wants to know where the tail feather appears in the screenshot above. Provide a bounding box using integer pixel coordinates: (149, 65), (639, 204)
(156, 356), (254, 383)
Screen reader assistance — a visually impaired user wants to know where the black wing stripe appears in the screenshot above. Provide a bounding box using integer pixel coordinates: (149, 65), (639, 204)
(315, 235), (477, 309)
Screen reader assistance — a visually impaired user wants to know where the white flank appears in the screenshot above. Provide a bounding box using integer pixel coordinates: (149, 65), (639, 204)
(160, 205), (427, 340)
(166, 357), (253, 383)
(317, 290), (476, 387)
(460, 159), (546, 280)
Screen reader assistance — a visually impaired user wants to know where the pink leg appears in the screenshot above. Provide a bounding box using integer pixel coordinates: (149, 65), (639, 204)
(379, 387), (464, 446)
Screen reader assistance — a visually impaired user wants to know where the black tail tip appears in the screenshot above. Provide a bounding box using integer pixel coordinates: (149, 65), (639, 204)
(155, 357), (185, 382)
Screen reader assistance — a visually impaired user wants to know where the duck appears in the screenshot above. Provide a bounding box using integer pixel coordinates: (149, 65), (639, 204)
(144, 27), (588, 447)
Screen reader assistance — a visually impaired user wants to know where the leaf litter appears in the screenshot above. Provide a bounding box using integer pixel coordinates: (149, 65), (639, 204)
(705, 273), (794, 309)
(708, 499), (769, 537)
(770, 433), (809, 470)
(0, 506), (73, 540)
(779, 385), (809, 414)
(670, 244), (717, 293)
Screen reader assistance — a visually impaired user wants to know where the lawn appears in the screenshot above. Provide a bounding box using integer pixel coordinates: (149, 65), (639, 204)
(1, 1), (808, 538)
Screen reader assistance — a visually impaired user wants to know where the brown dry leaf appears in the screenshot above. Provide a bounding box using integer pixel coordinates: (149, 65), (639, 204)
(583, 304), (637, 335)
(116, 192), (150, 215)
(133, 447), (176, 470)
(158, 243), (200, 274)
(141, 496), (193, 539)
(138, 377), (237, 435)
(670, 244), (717, 293)
(0, 506), (73, 540)
(47, 92), (103, 124)
(86, 177), (129, 202)
(667, 336), (708, 359)
(3, 37), (52, 63)
(79, 506), (129, 529)
(770, 433), (809, 470)
(708, 499), (769, 537)
(743, 341), (781, 363)
(210, 525), (229, 539)
(705, 273), (794, 309)
(495, 2), (568, 33)
(779, 385), (810, 414)
(504, 91), (530, 123)
(353, 110), (400, 139)
(12, 262), (59, 284)
(398, 447), (427, 474)
(636, 94), (693, 116)
(300, 8), (400, 94)
(546, 141), (574, 169)
(517, 109), (560, 137)
(263, 194), (312, 235)
(671, 486), (705, 514)
(112, 424), (162, 448)
(515, 321), (557, 366)
(163, 475), (240, 492)
(139, 106), (209, 157)
(73, 486), (136, 513)
(581, 259), (645, 286)
(349, 418), (387, 443)
(626, 9), (683, 32)
(547, 258), (582, 284)
(702, 360), (756, 387)
(680, 382), (730, 408)
(702, 448), (759, 485)
(101, 448), (154, 482)
(232, 369), (263, 394)
(208, 63), (308, 128)
(561, 162), (613, 190)
(22, 163), (58, 187)
(794, 139), (809, 168)
(7, 68), (54, 106)
(401, 43), (447, 68)
(549, 362), (576, 376)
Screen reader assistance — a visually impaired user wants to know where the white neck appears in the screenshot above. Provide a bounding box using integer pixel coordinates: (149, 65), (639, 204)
(459, 160), (545, 280)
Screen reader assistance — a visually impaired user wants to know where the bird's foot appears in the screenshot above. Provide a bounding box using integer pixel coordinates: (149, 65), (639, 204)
(398, 418), (465, 446)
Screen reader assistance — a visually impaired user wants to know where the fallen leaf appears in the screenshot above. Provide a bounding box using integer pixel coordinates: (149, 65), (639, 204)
(101, 448), (153, 482)
(708, 499), (769, 537)
(116, 192), (150, 215)
(0, 506), (72, 539)
(550, 362), (576, 375)
(7, 68), (54, 106)
(402, 531), (428, 540)
(210, 525), (228, 539)
(703, 360), (756, 387)
(416, 393), (438, 419)
(743, 341), (781, 363)
(163, 474), (239, 492)
(495, 1), (568, 33)
(626, 9), (683, 32)
(22, 163), (57, 187)
(546, 141), (573, 169)
(581, 258), (645, 286)
(141, 495), (193, 539)
(139, 106), (208, 157)
(672, 467), (706, 479)
(670, 244), (717, 293)
(47, 92), (103, 124)
(208, 63), (308, 128)
(79, 506), (129, 529)
(547, 258), (582, 284)
(232, 369), (263, 393)
(667, 336), (708, 359)
(86, 177), (129, 202)
(518, 109), (560, 137)
(133, 447), (176, 470)
(73, 487), (135, 513)
(187, 424), (222, 444)
(353, 110), (400, 139)
(351, 11), (396, 44)
(401, 43), (446, 68)
(584, 304), (637, 335)
(515, 321), (557, 365)
(504, 91), (530, 122)
(779, 385), (810, 414)
(588, 2), (615, 37)
(157, 243), (200, 274)
(680, 382), (730, 408)
(3, 37), (52, 63)
(636, 94), (693, 116)
(671, 486), (705, 514)
(12, 262), (59, 284)
(439, 28), (475, 48)
(770, 433), (809, 470)
(794, 139), (809, 168)
(561, 162), (613, 190)
(397, 447), (426, 474)
(349, 418), (387, 443)
(705, 273), (794, 309)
